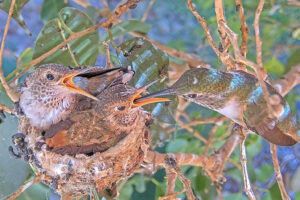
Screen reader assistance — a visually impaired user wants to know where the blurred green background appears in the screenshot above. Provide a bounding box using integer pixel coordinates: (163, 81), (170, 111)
(0, 0), (300, 199)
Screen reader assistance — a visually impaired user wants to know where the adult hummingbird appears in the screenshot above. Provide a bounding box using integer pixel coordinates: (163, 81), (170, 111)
(43, 80), (169, 156)
(19, 64), (127, 130)
(135, 67), (300, 146)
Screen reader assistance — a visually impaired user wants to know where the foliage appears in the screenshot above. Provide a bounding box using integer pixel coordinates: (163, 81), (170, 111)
(0, 0), (299, 200)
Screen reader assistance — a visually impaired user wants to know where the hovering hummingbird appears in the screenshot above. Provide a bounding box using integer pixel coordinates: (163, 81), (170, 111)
(19, 64), (127, 130)
(135, 67), (300, 146)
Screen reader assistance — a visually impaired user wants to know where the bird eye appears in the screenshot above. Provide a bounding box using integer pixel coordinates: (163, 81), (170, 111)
(116, 106), (126, 111)
(46, 73), (54, 80)
(188, 94), (197, 98)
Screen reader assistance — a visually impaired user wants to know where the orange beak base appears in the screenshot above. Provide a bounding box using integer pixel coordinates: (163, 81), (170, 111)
(60, 71), (99, 101)
(132, 83), (170, 107)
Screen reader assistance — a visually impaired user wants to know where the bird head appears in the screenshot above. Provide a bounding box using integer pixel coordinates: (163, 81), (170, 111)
(96, 81), (169, 131)
(19, 64), (120, 129)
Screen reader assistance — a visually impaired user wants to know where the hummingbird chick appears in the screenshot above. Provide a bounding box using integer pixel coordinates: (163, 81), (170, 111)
(136, 67), (300, 146)
(19, 64), (125, 129)
(44, 81), (169, 156)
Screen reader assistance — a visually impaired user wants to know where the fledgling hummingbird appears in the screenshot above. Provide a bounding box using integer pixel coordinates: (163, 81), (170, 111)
(136, 67), (300, 146)
(19, 64), (127, 130)
(44, 80), (169, 155)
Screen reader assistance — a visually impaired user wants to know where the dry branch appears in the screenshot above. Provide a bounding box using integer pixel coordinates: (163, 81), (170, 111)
(273, 64), (300, 96)
(235, 0), (249, 70)
(166, 115), (226, 134)
(0, 104), (14, 115)
(128, 31), (209, 68)
(102, 41), (113, 69)
(236, 125), (256, 200)
(7, 175), (44, 200)
(0, 0), (19, 102)
(6, 0), (146, 85)
(270, 144), (291, 200)
(142, 0), (156, 21)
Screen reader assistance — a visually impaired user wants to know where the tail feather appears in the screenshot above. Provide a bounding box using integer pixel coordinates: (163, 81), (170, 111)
(247, 118), (297, 146)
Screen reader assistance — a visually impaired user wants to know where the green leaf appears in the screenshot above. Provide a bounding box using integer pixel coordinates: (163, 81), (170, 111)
(0, 0), (31, 35)
(32, 7), (99, 67)
(40, 0), (68, 23)
(269, 183), (282, 200)
(255, 164), (273, 183)
(119, 37), (178, 124)
(263, 57), (285, 75)
(286, 48), (300, 73)
(0, 90), (31, 199)
(15, 182), (51, 200)
(166, 139), (188, 153)
(103, 20), (151, 40)
(18, 48), (33, 67)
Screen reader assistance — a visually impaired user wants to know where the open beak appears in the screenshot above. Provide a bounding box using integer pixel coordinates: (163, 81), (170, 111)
(59, 67), (121, 101)
(132, 80), (170, 107)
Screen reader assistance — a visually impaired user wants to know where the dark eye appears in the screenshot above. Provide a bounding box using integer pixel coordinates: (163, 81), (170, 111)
(188, 94), (197, 98)
(116, 106), (126, 111)
(46, 73), (54, 80)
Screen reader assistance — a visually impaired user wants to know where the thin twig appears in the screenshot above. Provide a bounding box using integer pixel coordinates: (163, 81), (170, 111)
(203, 124), (218, 155)
(166, 170), (177, 197)
(72, 0), (91, 8)
(0, 0), (19, 102)
(102, 41), (113, 68)
(102, 0), (110, 9)
(237, 125), (256, 200)
(187, 0), (236, 70)
(0, 104), (14, 115)
(7, 175), (43, 200)
(5, 0), (145, 85)
(270, 144), (291, 200)
(235, 0), (249, 70)
(141, 0), (155, 21)
(128, 31), (209, 68)
(273, 64), (300, 96)
(166, 115), (226, 134)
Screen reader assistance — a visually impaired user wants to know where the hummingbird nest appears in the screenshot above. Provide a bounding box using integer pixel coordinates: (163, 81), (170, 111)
(16, 112), (152, 199)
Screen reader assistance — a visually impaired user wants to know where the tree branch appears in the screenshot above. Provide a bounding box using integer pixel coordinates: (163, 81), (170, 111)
(270, 144), (291, 200)
(0, 0), (19, 102)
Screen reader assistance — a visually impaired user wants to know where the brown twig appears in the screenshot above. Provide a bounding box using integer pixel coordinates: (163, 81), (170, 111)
(165, 170), (177, 197)
(6, 0), (145, 85)
(0, 0), (19, 102)
(102, 0), (110, 9)
(102, 41), (113, 68)
(172, 166), (197, 200)
(203, 124), (218, 155)
(128, 31), (209, 68)
(187, 0), (236, 70)
(186, 1), (218, 56)
(235, 0), (249, 70)
(236, 125), (256, 200)
(0, 104), (14, 115)
(270, 144), (291, 200)
(166, 115), (226, 134)
(142, 0), (155, 21)
(7, 175), (43, 200)
(273, 64), (300, 96)
(72, 0), (91, 8)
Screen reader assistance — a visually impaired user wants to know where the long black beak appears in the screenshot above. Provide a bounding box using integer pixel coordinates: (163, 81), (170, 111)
(60, 67), (123, 101)
(75, 67), (122, 78)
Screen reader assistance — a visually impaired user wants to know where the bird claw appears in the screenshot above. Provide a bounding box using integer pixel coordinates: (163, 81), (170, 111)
(0, 110), (5, 124)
